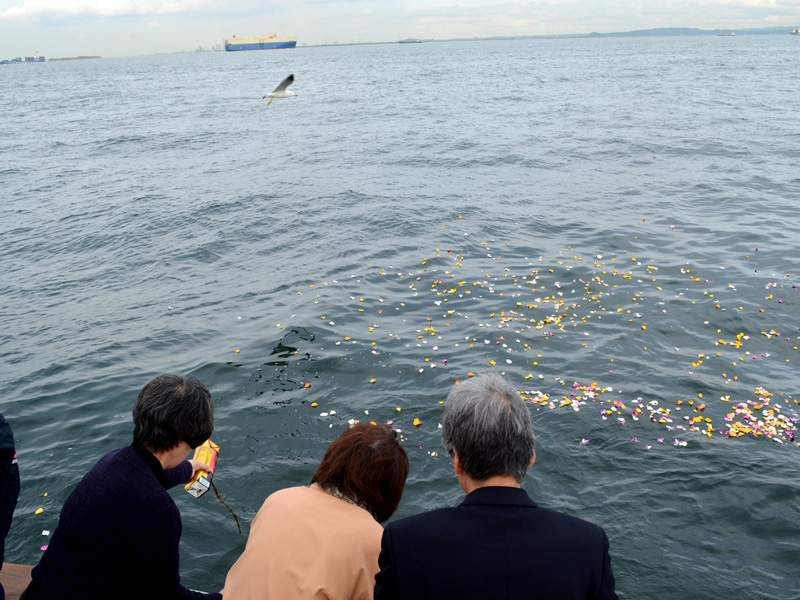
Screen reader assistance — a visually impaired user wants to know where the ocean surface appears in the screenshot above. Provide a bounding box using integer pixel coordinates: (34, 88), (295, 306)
(2, 35), (799, 598)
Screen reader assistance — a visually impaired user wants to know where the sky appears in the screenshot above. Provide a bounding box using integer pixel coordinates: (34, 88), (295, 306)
(1, 0), (799, 58)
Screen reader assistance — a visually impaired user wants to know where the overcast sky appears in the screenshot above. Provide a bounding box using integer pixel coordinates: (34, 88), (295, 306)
(1, 0), (799, 58)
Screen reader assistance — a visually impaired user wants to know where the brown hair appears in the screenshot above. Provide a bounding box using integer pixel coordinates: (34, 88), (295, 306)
(311, 422), (408, 523)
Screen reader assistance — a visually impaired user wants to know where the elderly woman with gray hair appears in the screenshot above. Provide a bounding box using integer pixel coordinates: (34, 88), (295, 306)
(375, 372), (618, 600)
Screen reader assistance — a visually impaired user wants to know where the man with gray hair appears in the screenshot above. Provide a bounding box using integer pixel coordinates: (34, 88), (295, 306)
(374, 373), (618, 599)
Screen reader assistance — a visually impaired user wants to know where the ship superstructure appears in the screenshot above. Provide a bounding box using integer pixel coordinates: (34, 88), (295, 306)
(224, 35), (297, 51)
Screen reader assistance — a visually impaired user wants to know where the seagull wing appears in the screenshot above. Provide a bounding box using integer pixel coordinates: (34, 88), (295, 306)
(272, 74), (294, 93)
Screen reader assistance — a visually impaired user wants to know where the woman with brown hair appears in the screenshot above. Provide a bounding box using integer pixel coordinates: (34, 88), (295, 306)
(223, 422), (408, 600)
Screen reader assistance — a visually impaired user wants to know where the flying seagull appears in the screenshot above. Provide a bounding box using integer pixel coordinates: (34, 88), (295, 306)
(263, 74), (296, 105)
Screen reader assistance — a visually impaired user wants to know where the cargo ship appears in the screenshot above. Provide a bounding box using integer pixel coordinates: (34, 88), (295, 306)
(1, 52), (45, 64)
(224, 34), (296, 51)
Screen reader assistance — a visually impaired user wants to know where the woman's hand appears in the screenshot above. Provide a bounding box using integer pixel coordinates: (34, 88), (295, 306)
(188, 459), (213, 479)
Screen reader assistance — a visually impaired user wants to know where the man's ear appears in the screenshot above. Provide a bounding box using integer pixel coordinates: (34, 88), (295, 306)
(452, 452), (467, 476)
(528, 451), (536, 468)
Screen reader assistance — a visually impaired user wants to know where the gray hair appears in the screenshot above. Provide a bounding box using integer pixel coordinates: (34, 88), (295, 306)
(441, 373), (535, 483)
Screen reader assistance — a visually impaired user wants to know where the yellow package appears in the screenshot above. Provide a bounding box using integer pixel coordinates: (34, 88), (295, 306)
(184, 440), (220, 498)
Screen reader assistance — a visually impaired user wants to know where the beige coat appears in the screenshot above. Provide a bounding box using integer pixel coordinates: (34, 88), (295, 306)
(223, 485), (383, 600)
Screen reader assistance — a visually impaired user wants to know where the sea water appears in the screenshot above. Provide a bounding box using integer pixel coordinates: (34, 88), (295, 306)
(1, 36), (799, 598)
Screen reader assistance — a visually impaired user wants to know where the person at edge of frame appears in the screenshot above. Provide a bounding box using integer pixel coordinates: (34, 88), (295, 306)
(1, 413), (21, 600)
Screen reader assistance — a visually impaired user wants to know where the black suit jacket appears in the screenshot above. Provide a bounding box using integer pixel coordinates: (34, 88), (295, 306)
(374, 486), (617, 600)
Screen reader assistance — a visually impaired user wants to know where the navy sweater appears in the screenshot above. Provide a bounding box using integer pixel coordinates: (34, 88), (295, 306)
(30, 442), (222, 600)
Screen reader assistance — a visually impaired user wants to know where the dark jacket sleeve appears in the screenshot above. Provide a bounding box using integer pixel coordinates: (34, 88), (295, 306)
(164, 460), (193, 489)
(596, 529), (618, 600)
(373, 525), (398, 600)
(0, 414), (21, 566)
(134, 502), (221, 600)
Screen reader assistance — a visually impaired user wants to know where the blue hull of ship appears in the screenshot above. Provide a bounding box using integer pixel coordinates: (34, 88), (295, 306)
(225, 42), (296, 51)
(1, 57), (45, 64)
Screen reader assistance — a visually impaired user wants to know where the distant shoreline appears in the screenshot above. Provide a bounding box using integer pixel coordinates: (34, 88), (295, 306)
(23, 24), (799, 61)
(306, 25), (800, 47)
